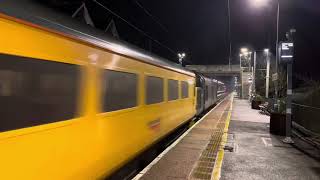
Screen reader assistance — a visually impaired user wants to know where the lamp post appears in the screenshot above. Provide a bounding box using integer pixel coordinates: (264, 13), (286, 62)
(248, 52), (252, 72)
(253, 51), (257, 95)
(249, 0), (281, 105)
(227, 0), (232, 70)
(239, 54), (243, 98)
(275, 0), (280, 102)
(239, 47), (250, 99)
(264, 49), (270, 98)
(239, 54), (242, 68)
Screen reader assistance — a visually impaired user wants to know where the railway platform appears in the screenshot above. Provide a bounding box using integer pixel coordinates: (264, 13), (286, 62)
(221, 98), (320, 180)
(133, 93), (320, 180)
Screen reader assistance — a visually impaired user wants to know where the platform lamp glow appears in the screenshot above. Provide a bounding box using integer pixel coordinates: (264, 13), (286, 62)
(178, 52), (186, 65)
(241, 47), (248, 54)
(249, 0), (269, 8)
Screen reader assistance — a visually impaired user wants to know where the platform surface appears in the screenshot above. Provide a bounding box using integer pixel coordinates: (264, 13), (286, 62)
(134, 95), (320, 180)
(221, 98), (320, 180)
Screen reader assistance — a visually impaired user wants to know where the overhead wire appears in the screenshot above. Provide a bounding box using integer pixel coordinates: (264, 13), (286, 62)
(91, 0), (176, 55)
(134, 0), (169, 33)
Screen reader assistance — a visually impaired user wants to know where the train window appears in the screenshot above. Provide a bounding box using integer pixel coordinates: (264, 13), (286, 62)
(168, 79), (179, 101)
(181, 81), (189, 98)
(102, 70), (137, 112)
(0, 53), (80, 132)
(146, 76), (164, 104)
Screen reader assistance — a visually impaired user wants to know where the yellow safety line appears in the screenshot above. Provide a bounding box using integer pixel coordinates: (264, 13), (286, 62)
(212, 94), (234, 180)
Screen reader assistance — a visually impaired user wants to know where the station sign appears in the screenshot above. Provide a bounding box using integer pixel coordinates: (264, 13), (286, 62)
(279, 41), (294, 64)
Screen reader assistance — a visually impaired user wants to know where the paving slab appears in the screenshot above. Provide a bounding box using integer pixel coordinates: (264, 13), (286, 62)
(231, 99), (269, 123)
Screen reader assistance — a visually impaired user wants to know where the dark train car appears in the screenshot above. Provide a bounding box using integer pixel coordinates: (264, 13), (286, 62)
(195, 74), (205, 115)
(195, 74), (222, 116)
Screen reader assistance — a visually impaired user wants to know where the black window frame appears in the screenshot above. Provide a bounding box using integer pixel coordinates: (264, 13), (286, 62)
(0, 53), (80, 132)
(181, 81), (189, 99)
(168, 79), (179, 101)
(145, 75), (164, 105)
(101, 69), (138, 112)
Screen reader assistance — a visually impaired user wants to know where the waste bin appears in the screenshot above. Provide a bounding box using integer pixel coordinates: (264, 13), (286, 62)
(270, 113), (286, 136)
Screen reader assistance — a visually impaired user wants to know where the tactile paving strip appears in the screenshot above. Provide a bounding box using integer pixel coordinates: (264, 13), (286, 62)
(191, 104), (230, 180)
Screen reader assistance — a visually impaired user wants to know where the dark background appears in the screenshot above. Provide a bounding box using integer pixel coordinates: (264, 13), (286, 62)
(40, 0), (320, 80)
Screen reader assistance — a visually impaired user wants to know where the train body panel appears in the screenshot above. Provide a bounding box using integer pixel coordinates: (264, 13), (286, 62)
(0, 15), (196, 179)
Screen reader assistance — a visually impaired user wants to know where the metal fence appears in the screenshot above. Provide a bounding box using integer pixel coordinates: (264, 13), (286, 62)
(292, 102), (320, 134)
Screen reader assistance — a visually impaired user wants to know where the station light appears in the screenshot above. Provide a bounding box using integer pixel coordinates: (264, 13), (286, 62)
(241, 48), (248, 53)
(178, 52), (186, 58)
(178, 52), (186, 65)
(250, 0), (268, 8)
(243, 52), (249, 56)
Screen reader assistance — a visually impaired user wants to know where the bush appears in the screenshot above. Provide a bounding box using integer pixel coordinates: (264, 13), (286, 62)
(273, 98), (286, 114)
(253, 94), (264, 102)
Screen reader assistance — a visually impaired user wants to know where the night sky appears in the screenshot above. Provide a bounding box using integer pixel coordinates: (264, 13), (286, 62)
(78, 0), (320, 79)
(35, 0), (320, 80)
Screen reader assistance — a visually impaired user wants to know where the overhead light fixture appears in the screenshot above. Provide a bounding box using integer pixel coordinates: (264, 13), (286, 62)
(241, 48), (248, 53)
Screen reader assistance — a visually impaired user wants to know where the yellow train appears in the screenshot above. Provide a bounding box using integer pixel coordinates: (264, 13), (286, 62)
(0, 2), (225, 179)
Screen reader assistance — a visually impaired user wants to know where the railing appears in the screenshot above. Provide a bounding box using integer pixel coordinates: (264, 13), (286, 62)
(292, 102), (320, 135)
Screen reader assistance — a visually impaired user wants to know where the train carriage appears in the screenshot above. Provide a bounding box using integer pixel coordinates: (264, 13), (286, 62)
(0, 1), (224, 179)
